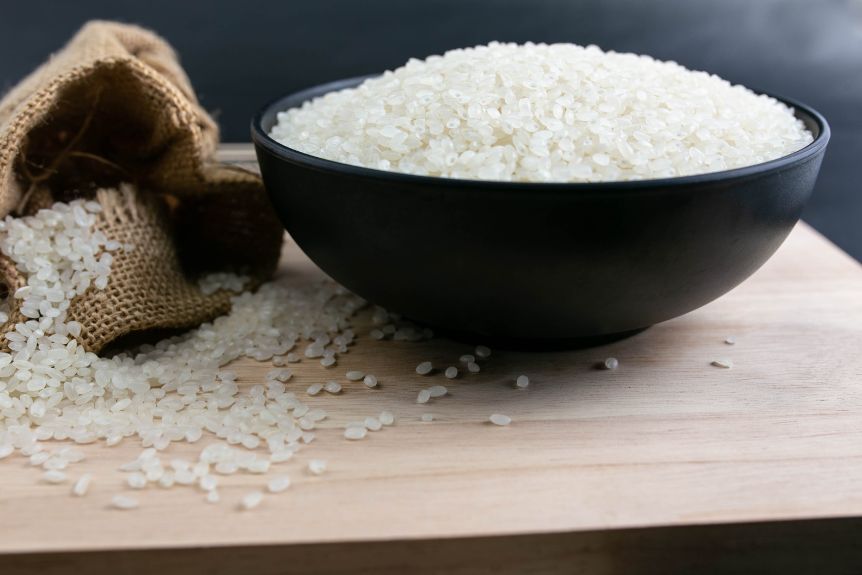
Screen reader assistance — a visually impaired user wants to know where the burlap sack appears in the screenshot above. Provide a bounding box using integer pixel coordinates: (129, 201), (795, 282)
(0, 20), (284, 352)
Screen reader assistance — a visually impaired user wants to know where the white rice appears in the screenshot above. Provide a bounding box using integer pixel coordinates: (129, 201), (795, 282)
(127, 472), (147, 489)
(415, 361), (433, 375)
(71, 474), (92, 497)
(248, 458), (271, 474)
(199, 475), (218, 491)
(270, 450), (294, 464)
(267, 475), (291, 493)
(489, 413), (512, 426)
(428, 385), (448, 398)
(266, 368), (293, 382)
(364, 416), (382, 431)
(271, 42), (812, 182)
(307, 459), (327, 475)
(363, 374), (378, 388)
(198, 273), (249, 296)
(42, 470), (67, 484)
(239, 491), (264, 510)
(344, 426), (367, 440)
(306, 383), (324, 396)
(111, 494), (139, 510)
(306, 409), (328, 422)
(324, 381), (343, 394)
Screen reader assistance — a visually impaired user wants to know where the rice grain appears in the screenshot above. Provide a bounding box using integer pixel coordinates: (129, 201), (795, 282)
(363, 374), (379, 388)
(111, 494), (139, 510)
(71, 474), (92, 497)
(489, 413), (512, 426)
(416, 361), (433, 375)
(344, 426), (368, 440)
(240, 491), (264, 511)
(267, 475), (291, 493)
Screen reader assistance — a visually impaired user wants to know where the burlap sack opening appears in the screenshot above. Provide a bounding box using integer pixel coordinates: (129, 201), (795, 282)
(0, 21), (284, 353)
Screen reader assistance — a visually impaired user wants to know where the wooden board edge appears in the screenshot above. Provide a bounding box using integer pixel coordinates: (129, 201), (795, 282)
(4, 517), (862, 575)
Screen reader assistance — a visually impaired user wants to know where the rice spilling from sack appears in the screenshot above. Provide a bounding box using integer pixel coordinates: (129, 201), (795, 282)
(0, 194), (365, 462)
(270, 42), (813, 182)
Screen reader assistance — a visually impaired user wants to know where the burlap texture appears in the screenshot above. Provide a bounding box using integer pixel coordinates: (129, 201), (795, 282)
(0, 20), (283, 352)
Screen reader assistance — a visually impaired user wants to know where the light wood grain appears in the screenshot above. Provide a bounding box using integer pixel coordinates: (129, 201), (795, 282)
(1, 145), (860, 573)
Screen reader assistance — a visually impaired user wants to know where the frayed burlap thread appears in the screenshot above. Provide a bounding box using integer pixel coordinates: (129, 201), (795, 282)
(0, 21), (283, 353)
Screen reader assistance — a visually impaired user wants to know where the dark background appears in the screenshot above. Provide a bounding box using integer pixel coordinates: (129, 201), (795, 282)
(2, 0), (860, 259)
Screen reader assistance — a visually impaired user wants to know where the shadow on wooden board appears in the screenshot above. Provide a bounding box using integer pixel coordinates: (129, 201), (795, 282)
(4, 517), (862, 575)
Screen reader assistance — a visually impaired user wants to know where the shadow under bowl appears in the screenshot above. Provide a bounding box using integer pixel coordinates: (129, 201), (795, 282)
(252, 76), (830, 344)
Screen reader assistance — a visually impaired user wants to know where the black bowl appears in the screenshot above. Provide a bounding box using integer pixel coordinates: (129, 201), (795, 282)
(252, 76), (829, 342)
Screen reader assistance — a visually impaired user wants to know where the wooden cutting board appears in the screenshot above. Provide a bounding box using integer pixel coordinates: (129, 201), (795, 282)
(2, 145), (861, 574)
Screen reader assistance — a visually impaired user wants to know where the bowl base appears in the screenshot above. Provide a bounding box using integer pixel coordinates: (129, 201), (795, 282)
(425, 325), (651, 352)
